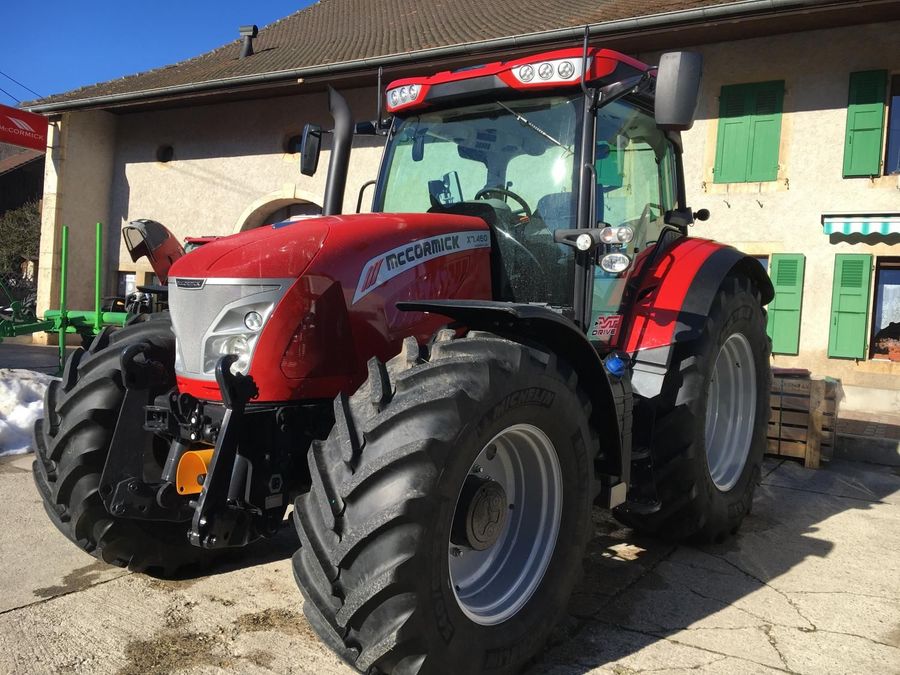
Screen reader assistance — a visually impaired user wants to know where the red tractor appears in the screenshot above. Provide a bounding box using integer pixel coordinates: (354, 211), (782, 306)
(33, 45), (772, 673)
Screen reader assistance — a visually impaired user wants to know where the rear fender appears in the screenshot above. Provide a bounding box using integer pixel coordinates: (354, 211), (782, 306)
(618, 238), (773, 399)
(398, 299), (630, 506)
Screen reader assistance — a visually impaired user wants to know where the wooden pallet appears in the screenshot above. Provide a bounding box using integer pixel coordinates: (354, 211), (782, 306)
(767, 372), (837, 469)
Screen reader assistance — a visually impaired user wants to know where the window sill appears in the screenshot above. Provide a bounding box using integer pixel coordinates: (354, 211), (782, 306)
(703, 179), (789, 196)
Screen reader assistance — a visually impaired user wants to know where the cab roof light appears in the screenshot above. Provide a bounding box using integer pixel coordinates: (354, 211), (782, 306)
(385, 83), (425, 112)
(511, 57), (589, 86)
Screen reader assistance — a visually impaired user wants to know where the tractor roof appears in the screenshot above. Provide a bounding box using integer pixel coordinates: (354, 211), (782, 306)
(384, 47), (651, 114)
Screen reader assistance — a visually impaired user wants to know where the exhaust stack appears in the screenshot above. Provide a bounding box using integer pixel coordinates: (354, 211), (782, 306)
(323, 86), (354, 216)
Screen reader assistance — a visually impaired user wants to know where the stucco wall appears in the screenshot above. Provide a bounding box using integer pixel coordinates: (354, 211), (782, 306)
(108, 86), (383, 282)
(661, 21), (900, 393)
(36, 108), (117, 337)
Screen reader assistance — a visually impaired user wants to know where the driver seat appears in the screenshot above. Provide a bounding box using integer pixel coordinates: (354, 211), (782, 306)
(535, 192), (576, 232)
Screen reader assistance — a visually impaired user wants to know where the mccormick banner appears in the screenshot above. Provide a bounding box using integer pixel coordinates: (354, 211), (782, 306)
(0, 103), (48, 152)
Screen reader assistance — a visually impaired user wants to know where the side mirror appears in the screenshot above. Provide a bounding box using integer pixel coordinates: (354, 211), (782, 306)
(300, 123), (322, 176)
(655, 52), (703, 131)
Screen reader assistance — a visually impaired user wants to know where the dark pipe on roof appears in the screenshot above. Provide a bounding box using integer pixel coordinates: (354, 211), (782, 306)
(239, 25), (258, 59)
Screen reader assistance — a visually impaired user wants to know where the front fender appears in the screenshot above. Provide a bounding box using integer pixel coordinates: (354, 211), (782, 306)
(398, 299), (630, 506)
(619, 238), (773, 398)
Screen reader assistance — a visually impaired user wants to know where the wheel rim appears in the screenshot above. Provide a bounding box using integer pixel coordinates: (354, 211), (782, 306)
(704, 332), (757, 492)
(448, 423), (562, 625)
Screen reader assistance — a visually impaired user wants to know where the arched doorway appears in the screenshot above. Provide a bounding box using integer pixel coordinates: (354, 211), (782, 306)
(261, 200), (321, 225)
(234, 187), (323, 233)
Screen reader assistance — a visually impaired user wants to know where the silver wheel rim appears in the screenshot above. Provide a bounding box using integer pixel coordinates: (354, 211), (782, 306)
(705, 332), (757, 492)
(449, 423), (563, 625)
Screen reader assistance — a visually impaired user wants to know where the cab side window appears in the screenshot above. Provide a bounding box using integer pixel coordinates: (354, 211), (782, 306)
(595, 102), (676, 252)
(591, 102), (678, 320)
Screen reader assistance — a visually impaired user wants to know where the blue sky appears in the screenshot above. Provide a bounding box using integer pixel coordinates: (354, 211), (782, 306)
(1, 1), (314, 105)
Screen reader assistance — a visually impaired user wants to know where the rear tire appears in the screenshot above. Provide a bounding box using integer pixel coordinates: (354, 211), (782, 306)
(32, 314), (212, 576)
(614, 275), (771, 543)
(292, 331), (594, 674)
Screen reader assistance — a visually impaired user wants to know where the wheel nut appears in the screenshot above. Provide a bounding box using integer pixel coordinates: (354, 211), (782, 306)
(451, 547), (464, 558)
(472, 464), (483, 474)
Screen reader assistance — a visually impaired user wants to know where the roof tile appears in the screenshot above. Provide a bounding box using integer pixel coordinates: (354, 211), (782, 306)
(32, 0), (735, 106)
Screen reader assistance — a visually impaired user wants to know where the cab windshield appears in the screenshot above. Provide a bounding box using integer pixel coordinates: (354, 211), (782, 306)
(374, 95), (583, 307)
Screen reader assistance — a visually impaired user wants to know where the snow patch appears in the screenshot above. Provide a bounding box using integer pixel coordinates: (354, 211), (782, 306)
(0, 369), (57, 456)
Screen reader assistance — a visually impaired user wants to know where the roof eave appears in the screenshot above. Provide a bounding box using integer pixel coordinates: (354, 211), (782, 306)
(22, 0), (878, 113)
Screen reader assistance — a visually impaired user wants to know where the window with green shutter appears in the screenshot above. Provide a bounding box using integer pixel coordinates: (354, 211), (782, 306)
(714, 81), (784, 184)
(828, 254), (873, 359)
(767, 253), (805, 355)
(843, 70), (887, 177)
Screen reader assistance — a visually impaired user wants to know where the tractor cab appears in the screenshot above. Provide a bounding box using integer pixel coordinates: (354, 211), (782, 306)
(366, 47), (702, 336)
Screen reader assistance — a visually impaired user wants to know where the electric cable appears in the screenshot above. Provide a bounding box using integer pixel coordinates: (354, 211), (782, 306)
(0, 70), (42, 98)
(0, 85), (21, 104)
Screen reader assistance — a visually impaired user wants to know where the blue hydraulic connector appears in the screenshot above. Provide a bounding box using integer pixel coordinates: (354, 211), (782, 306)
(604, 350), (631, 379)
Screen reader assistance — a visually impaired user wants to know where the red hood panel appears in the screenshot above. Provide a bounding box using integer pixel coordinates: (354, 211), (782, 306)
(167, 213), (486, 279)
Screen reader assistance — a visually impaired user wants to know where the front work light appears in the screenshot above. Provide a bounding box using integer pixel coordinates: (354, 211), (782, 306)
(600, 253), (631, 274)
(575, 233), (594, 251)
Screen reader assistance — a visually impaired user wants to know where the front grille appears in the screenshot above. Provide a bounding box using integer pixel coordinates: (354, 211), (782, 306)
(168, 277), (292, 379)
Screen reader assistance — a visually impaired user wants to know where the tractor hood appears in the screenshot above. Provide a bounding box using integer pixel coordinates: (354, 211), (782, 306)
(167, 212), (487, 280)
(167, 217), (332, 279)
(167, 211), (493, 402)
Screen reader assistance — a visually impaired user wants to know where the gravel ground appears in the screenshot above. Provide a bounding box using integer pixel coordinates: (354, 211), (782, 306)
(0, 453), (898, 675)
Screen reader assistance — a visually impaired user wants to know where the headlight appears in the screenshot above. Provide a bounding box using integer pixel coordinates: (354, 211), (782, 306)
(244, 311), (263, 331)
(617, 226), (634, 243)
(600, 226), (633, 244)
(210, 334), (252, 375)
(575, 233), (594, 251)
(600, 253), (631, 274)
(599, 227), (617, 244)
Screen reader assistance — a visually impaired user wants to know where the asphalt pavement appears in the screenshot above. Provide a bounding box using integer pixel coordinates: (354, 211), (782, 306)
(0, 453), (897, 674)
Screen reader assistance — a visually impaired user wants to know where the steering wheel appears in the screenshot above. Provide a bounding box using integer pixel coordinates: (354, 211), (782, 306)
(474, 187), (533, 222)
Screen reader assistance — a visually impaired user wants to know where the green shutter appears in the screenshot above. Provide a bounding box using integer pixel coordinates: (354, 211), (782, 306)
(767, 253), (805, 355)
(828, 254), (873, 359)
(714, 85), (751, 183)
(714, 81), (784, 184)
(843, 71), (887, 177)
(746, 83), (784, 181)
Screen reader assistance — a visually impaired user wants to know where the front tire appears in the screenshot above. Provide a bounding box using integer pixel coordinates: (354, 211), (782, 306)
(32, 314), (212, 575)
(615, 275), (771, 542)
(292, 331), (594, 674)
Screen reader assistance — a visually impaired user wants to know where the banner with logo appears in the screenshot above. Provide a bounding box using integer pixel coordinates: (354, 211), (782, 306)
(0, 103), (48, 152)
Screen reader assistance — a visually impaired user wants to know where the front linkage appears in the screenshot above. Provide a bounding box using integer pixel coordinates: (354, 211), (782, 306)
(99, 345), (326, 550)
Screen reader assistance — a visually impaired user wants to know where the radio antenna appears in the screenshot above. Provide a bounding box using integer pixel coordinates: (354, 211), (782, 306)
(580, 25), (591, 98)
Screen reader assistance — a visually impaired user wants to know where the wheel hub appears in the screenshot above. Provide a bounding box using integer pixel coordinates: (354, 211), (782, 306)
(452, 476), (508, 550)
(448, 423), (563, 626)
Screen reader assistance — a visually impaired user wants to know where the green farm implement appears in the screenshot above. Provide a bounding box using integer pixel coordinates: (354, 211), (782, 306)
(0, 222), (128, 370)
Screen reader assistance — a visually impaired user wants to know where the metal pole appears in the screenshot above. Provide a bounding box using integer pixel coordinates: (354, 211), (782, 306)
(94, 222), (102, 332)
(58, 225), (69, 371)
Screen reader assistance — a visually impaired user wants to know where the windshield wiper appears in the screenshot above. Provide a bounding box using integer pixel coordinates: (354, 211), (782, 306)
(496, 101), (573, 155)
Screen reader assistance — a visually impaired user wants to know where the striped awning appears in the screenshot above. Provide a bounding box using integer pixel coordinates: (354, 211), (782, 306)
(822, 214), (900, 235)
